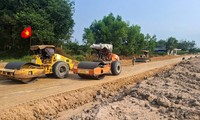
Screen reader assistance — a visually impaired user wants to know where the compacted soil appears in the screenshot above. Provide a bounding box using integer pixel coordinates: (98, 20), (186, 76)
(61, 56), (200, 120)
(0, 55), (197, 120)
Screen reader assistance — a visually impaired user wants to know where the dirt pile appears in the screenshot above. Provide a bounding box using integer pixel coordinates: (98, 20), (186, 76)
(68, 57), (200, 120)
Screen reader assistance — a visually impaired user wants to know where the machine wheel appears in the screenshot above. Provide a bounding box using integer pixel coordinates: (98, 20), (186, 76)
(52, 61), (69, 79)
(111, 61), (121, 75)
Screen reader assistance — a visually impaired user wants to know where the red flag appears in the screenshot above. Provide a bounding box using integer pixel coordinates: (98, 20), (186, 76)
(21, 26), (32, 39)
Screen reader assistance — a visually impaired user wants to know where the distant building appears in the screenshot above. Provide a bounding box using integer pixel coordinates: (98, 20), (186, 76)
(154, 46), (167, 53)
(172, 48), (181, 55)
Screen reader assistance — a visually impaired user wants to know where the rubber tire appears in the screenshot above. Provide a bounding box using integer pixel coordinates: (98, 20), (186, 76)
(52, 61), (69, 79)
(111, 61), (121, 75)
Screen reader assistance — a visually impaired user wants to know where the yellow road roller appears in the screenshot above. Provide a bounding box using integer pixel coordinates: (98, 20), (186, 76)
(0, 45), (74, 83)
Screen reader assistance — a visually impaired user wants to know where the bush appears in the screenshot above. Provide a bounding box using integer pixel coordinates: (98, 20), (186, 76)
(153, 52), (167, 56)
(55, 47), (73, 59)
(73, 55), (85, 61)
(177, 50), (189, 55)
(189, 48), (200, 54)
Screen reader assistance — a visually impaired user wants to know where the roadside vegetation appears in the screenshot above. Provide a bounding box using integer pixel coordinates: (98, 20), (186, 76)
(2, 56), (32, 62)
(0, 0), (199, 62)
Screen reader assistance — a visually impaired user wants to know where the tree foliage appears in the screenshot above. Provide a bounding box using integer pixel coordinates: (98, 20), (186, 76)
(177, 40), (196, 51)
(144, 34), (157, 53)
(166, 37), (178, 53)
(83, 13), (157, 56)
(157, 40), (167, 48)
(189, 48), (200, 54)
(0, 0), (74, 57)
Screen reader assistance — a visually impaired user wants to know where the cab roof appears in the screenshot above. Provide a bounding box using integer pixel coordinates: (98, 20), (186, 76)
(141, 50), (149, 53)
(30, 45), (55, 51)
(90, 44), (113, 52)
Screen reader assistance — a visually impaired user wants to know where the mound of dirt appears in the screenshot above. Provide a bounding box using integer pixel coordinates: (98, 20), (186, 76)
(67, 57), (200, 120)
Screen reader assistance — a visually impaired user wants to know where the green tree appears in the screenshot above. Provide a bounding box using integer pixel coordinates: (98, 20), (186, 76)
(0, 0), (74, 57)
(177, 40), (196, 51)
(64, 40), (86, 55)
(157, 40), (167, 48)
(82, 13), (145, 56)
(166, 37), (178, 54)
(144, 34), (157, 53)
(189, 47), (200, 54)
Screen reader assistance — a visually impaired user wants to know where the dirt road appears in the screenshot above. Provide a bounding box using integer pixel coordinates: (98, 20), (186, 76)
(0, 56), (190, 110)
(67, 57), (200, 120)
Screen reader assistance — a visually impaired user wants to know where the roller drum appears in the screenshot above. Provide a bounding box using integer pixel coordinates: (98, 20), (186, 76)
(5, 62), (28, 70)
(5, 62), (39, 69)
(77, 61), (103, 69)
(77, 61), (105, 80)
(3, 62), (41, 83)
(78, 74), (105, 80)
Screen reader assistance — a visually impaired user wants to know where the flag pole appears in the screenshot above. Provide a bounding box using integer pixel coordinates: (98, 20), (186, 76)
(29, 37), (31, 55)
(30, 36), (31, 46)
(29, 26), (32, 55)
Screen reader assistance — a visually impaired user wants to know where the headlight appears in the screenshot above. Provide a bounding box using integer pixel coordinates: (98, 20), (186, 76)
(31, 59), (36, 63)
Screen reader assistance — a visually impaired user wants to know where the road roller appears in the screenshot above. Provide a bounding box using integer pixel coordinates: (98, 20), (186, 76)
(73, 44), (122, 79)
(133, 50), (151, 63)
(0, 45), (74, 83)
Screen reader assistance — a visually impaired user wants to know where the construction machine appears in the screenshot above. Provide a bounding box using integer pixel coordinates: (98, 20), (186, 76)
(73, 44), (121, 79)
(0, 45), (74, 83)
(132, 50), (151, 65)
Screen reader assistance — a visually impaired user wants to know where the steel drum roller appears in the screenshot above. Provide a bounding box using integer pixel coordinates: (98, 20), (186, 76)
(5, 62), (29, 70)
(77, 61), (105, 79)
(77, 61), (102, 69)
(2, 62), (42, 83)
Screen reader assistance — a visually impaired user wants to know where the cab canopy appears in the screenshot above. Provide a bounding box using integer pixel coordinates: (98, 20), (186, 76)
(30, 45), (55, 57)
(90, 44), (113, 52)
(30, 45), (55, 50)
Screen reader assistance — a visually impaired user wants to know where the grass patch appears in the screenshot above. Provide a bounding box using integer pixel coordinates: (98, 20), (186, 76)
(1, 56), (32, 62)
(177, 50), (189, 55)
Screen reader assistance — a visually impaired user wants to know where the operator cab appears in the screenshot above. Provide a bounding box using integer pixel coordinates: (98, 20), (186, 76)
(30, 45), (55, 64)
(90, 44), (113, 61)
(31, 45), (55, 60)
(140, 50), (149, 58)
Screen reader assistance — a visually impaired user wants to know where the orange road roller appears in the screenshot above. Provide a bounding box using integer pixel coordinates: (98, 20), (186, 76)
(73, 44), (122, 79)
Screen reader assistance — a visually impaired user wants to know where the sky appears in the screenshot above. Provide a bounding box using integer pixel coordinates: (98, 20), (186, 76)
(72, 0), (200, 47)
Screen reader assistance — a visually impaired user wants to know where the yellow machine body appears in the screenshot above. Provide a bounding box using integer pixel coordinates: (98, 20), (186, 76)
(0, 45), (74, 83)
(31, 53), (74, 75)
